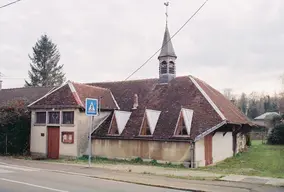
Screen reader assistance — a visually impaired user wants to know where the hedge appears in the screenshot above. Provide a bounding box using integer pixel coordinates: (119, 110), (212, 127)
(0, 99), (31, 155)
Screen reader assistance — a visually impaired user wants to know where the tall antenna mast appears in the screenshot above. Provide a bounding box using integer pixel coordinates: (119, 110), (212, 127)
(164, 1), (169, 25)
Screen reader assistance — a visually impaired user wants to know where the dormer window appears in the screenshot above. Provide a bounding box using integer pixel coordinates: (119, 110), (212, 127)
(174, 108), (194, 136)
(108, 111), (131, 135)
(139, 109), (161, 136)
(140, 117), (151, 135)
(160, 61), (167, 74)
(169, 61), (175, 74)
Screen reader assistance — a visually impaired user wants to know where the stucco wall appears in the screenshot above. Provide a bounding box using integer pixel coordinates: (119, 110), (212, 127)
(30, 125), (47, 155)
(212, 132), (233, 163)
(30, 109), (112, 158)
(30, 109), (82, 157)
(78, 111), (111, 156)
(92, 139), (191, 162)
(59, 125), (78, 156)
(195, 138), (205, 167)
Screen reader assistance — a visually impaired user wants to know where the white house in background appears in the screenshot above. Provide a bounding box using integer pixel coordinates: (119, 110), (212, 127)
(253, 112), (281, 134)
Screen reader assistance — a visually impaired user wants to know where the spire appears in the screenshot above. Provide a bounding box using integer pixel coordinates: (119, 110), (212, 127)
(158, 2), (177, 84)
(158, 2), (177, 59)
(158, 25), (177, 59)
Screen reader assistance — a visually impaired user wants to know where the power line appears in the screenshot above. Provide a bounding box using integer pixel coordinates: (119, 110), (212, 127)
(124, 0), (209, 81)
(0, 72), (26, 79)
(0, 0), (21, 10)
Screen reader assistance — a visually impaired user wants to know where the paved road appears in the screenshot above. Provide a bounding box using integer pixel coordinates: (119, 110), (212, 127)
(0, 158), (283, 192)
(0, 164), (185, 192)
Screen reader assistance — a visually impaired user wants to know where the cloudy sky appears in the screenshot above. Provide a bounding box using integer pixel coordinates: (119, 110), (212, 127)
(0, 0), (283, 96)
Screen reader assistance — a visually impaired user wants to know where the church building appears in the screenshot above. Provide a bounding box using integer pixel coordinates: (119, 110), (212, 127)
(27, 19), (252, 167)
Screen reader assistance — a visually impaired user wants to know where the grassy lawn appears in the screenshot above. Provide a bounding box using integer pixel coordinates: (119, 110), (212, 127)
(198, 140), (284, 178)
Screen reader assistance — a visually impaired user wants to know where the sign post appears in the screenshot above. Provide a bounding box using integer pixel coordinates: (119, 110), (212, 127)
(85, 98), (99, 167)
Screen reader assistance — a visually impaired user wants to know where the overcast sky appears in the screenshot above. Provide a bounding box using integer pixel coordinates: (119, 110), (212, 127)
(0, 0), (283, 96)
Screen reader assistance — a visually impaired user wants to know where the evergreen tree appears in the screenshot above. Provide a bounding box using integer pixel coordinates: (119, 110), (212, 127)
(239, 93), (248, 114)
(25, 34), (65, 87)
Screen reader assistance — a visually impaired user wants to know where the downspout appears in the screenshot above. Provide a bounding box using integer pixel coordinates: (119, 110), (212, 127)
(190, 141), (195, 168)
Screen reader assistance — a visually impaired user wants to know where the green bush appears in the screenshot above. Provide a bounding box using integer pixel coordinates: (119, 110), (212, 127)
(267, 123), (284, 145)
(150, 159), (158, 165)
(0, 99), (30, 155)
(130, 157), (143, 164)
(246, 134), (252, 147)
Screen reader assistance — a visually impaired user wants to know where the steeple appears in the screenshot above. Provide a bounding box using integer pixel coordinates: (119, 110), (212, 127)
(158, 25), (177, 59)
(158, 2), (177, 84)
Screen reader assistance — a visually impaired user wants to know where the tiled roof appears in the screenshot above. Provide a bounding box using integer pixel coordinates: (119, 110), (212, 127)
(93, 76), (252, 140)
(90, 78), (158, 111)
(0, 86), (54, 107)
(28, 81), (118, 110)
(72, 82), (118, 110)
(191, 76), (252, 125)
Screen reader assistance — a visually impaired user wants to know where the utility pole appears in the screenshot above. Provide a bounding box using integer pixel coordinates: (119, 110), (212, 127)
(280, 73), (284, 93)
(0, 72), (3, 90)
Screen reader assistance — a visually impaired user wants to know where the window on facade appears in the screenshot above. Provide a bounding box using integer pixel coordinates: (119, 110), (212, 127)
(62, 111), (74, 124)
(48, 112), (60, 124)
(160, 61), (167, 74)
(36, 112), (46, 124)
(140, 116), (152, 136)
(108, 114), (119, 135)
(169, 61), (175, 74)
(175, 114), (188, 135)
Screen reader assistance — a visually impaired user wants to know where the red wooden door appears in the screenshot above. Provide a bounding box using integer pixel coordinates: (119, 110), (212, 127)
(47, 127), (60, 159)
(204, 134), (213, 166)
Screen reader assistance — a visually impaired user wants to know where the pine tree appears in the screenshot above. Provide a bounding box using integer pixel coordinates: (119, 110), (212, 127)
(25, 34), (65, 87)
(239, 93), (248, 114)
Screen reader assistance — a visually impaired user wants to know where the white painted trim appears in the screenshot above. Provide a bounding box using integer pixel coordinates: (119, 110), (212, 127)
(145, 109), (161, 134)
(107, 113), (115, 134)
(173, 110), (182, 135)
(182, 108), (194, 135)
(139, 112), (147, 135)
(67, 82), (84, 107)
(109, 91), (120, 110)
(93, 113), (111, 134)
(173, 108), (193, 136)
(189, 76), (226, 121)
(0, 178), (68, 192)
(27, 80), (69, 107)
(194, 120), (227, 142)
(114, 110), (131, 134)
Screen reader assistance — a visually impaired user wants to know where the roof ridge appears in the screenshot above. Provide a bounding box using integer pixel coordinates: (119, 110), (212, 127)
(188, 75), (226, 121)
(1, 86), (54, 91)
(71, 81), (110, 91)
(86, 78), (158, 84)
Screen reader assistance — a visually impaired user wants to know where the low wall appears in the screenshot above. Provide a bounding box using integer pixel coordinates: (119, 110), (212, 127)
(92, 139), (191, 162)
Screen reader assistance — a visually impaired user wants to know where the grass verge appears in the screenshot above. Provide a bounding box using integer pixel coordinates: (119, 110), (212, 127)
(198, 140), (284, 178)
(45, 156), (186, 169)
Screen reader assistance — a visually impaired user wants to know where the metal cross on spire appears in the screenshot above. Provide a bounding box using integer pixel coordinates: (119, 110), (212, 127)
(164, 1), (169, 25)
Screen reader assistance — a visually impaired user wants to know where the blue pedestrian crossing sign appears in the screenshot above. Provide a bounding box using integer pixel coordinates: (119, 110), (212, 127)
(85, 98), (98, 116)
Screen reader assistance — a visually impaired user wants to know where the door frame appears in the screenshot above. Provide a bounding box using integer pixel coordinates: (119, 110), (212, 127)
(204, 134), (213, 166)
(47, 126), (60, 159)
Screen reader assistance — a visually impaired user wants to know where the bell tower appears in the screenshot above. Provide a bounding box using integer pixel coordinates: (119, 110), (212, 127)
(158, 2), (177, 84)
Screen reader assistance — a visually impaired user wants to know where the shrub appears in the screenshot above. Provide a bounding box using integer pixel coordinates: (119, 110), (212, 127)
(130, 157), (143, 164)
(150, 159), (158, 165)
(267, 123), (284, 145)
(246, 134), (252, 147)
(0, 99), (30, 155)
